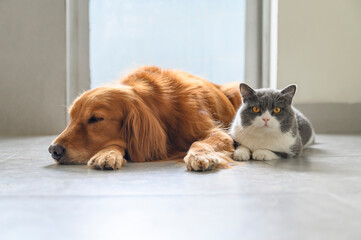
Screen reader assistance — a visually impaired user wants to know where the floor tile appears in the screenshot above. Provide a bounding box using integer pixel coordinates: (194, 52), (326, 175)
(0, 134), (360, 240)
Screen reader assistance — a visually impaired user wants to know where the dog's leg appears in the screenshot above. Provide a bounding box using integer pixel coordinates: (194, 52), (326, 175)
(87, 147), (126, 170)
(184, 128), (235, 171)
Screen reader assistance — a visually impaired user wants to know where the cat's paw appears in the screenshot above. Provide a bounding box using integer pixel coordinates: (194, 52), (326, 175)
(233, 147), (251, 161)
(252, 149), (279, 161)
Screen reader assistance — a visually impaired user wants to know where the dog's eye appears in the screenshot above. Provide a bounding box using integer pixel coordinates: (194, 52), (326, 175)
(88, 116), (104, 124)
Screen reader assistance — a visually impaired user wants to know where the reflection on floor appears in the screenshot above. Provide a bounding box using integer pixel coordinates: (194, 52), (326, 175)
(0, 135), (361, 240)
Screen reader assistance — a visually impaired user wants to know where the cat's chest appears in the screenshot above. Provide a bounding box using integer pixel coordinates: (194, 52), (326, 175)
(236, 129), (296, 153)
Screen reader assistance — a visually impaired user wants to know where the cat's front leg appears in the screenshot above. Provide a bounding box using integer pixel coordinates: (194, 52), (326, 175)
(233, 145), (251, 161)
(252, 149), (279, 161)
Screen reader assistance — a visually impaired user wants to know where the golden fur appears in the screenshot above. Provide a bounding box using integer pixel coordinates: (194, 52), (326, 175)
(50, 66), (241, 171)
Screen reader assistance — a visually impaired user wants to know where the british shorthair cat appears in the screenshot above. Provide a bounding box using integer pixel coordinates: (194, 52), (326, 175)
(229, 83), (315, 161)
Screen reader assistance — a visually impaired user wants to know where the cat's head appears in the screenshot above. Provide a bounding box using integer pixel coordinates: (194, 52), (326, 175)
(238, 83), (297, 132)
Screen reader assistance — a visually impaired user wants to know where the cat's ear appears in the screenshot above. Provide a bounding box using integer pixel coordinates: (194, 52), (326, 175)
(239, 83), (256, 99)
(281, 84), (297, 102)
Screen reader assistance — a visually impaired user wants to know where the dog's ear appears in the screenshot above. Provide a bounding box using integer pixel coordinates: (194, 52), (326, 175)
(122, 102), (167, 162)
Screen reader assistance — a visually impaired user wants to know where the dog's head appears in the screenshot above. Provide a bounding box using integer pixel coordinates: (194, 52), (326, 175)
(48, 85), (167, 165)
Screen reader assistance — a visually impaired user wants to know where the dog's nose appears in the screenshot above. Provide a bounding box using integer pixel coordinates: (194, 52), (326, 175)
(48, 144), (66, 161)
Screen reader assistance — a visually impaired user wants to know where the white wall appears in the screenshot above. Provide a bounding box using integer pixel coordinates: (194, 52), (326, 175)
(0, 0), (67, 135)
(277, 0), (361, 104)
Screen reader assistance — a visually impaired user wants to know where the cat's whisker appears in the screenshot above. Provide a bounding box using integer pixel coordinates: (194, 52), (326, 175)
(236, 125), (256, 140)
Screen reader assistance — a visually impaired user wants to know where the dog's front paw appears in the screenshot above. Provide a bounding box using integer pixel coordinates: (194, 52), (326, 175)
(252, 149), (278, 161)
(88, 149), (126, 170)
(184, 149), (221, 171)
(233, 146), (251, 161)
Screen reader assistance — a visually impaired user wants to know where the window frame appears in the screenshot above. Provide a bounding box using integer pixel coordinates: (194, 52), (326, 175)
(66, 0), (276, 116)
(66, 0), (90, 120)
(245, 0), (278, 89)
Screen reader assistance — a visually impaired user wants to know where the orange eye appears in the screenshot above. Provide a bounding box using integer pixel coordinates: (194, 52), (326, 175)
(252, 106), (260, 113)
(273, 107), (281, 114)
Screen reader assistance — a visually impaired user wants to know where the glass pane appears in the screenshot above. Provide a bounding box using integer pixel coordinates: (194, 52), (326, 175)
(90, 0), (245, 88)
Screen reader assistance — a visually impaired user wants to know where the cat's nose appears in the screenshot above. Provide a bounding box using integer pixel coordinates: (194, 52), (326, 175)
(262, 118), (270, 122)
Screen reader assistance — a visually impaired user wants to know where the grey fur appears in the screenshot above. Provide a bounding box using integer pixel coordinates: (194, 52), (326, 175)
(289, 135), (303, 157)
(235, 83), (315, 158)
(294, 108), (314, 146)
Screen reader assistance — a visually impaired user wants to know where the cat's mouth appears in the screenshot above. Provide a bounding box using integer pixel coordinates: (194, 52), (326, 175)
(262, 123), (274, 129)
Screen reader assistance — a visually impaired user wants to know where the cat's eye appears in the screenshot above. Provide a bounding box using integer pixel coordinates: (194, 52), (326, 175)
(273, 107), (281, 114)
(252, 106), (260, 113)
(88, 116), (104, 124)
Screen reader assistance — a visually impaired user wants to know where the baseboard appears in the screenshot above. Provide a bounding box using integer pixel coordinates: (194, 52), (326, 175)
(294, 103), (361, 134)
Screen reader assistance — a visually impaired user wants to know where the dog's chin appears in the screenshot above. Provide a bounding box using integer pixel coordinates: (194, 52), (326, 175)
(57, 161), (82, 165)
(55, 156), (88, 165)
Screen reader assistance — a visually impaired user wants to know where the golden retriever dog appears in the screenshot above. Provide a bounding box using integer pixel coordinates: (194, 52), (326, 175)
(49, 66), (241, 171)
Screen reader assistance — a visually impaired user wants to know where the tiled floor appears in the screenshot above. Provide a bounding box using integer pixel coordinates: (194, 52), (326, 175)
(0, 135), (361, 240)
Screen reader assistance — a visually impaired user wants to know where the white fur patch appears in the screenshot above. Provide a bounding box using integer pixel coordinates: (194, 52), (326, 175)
(252, 149), (279, 160)
(230, 108), (296, 155)
(233, 146), (251, 161)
